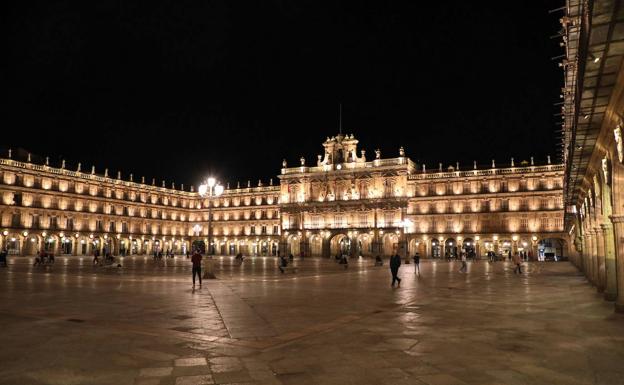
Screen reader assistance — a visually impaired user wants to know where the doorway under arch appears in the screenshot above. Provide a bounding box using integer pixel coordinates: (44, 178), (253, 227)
(330, 234), (351, 256)
(537, 238), (567, 261)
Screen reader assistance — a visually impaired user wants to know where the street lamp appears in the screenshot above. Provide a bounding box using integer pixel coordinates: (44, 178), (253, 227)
(198, 177), (224, 256)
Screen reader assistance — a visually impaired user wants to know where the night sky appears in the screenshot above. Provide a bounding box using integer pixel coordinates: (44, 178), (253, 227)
(3, 1), (563, 190)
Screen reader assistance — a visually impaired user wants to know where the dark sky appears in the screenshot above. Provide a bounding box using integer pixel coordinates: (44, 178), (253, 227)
(3, 1), (564, 190)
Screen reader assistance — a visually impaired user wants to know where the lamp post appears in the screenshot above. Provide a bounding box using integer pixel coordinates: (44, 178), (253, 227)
(198, 177), (224, 279)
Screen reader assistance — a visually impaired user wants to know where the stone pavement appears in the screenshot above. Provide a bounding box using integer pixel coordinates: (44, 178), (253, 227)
(0, 256), (623, 385)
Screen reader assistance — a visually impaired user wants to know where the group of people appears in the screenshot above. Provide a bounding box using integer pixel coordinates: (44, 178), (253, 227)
(92, 248), (118, 266)
(153, 249), (176, 261)
(278, 253), (294, 273)
(33, 250), (55, 266)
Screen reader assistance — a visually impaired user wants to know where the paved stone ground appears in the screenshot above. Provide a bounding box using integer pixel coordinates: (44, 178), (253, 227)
(0, 255), (623, 385)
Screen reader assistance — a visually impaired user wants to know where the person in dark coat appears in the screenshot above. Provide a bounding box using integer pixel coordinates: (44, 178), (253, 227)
(390, 253), (402, 287)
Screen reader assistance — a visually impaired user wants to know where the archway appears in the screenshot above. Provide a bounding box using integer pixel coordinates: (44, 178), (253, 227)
(500, 239), (512, 260)
(24, 235), (40, 256)
(462, 238), (475, 258)
(409, 238), (426, 257)
(78, 237), (89, 255)
(431, 238), (441, 258)
(43, 235), (58, 254)
(537, 238), (567, 261)
(192, 240), (206, 254)
(445, 238), (457, 259)
(287, 234), (301, 256)
(330, 234), (351, 256)
(310, 234), (323, 257)
(6, 233), (21, 255)
(381, 233), (398, 256)
(356, 233), (372, 257)
(60, 237), (73, 255)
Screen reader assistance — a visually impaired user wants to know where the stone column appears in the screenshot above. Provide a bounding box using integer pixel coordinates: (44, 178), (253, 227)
(20, 237), (26, 256)
(602, 223), (617, 301)
(594, 227), (606, 292)
(586, 230), (596, 285)
(610, 215), (624, 313)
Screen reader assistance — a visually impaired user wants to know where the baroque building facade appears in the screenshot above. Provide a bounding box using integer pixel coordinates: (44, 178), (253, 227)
(0, 134), (565, 260)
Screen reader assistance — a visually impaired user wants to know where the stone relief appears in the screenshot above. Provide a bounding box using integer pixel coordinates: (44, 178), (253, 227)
(615, 123), (623, 163)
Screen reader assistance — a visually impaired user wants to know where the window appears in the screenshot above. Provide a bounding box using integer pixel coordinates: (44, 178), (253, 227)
(334, 215), (345, 228)
(96, 220), (103, 231)
(384, 212), (394, 226)
(50, 216), (58, 229)
(122, 222), (128, 233)
(520, 218), (528, 231)
(273, 225), (279, 234)
(261, 225), (267, 234)
(11, 213), (21, 227)
(109, 221), (115, 232)
(67, 218), (74, 230)
(251, 225), (256, 235)
(359, 214), (368, 227)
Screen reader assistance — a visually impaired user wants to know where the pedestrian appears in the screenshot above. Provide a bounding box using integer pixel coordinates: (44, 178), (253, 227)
(93, 249), (100, 266)
(513, 252), (522, 274)
(278, 254), (288, 273)
(191, 249), (202, 286)
(459, 253), (467, 273)
(413, 252), (420, 275)
(0, 247), (8, 267)
(390, 253), (402, 287)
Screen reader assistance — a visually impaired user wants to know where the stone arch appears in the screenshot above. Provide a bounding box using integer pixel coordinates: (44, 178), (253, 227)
(192, 239), (206, 254)
(444, 237), (457, 258)
(309, 234), (323, 257)
(43, 234), (59, 254)
(77, 236), (90, 255)
(499, 238), (512, 259)
(381, 233), (398, 256)
(409, 238), (426, 257)
(330, 233), (350, 256)
(59, 236), (73, 255)
(430, 238), (441, 258)
(5, 232), (22, 255)
(462, 237), (475, 257)
(286, 234), (301, 256)
(355, 233), (372, 257)
(24, 234), (41, 256)
(537, 237), (567, 261)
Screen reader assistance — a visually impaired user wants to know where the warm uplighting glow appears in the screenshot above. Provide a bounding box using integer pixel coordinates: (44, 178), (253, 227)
(207, 177), (216, 187)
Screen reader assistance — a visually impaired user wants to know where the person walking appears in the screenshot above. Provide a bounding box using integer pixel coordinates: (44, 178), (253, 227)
(413, 252), (420, 276)
(390, 253), (402, 287)
(513, 252), (522, 274)
(191, 250), (202, 287)
(278, 254), (288, 273)
(459, 253), (467, 273)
